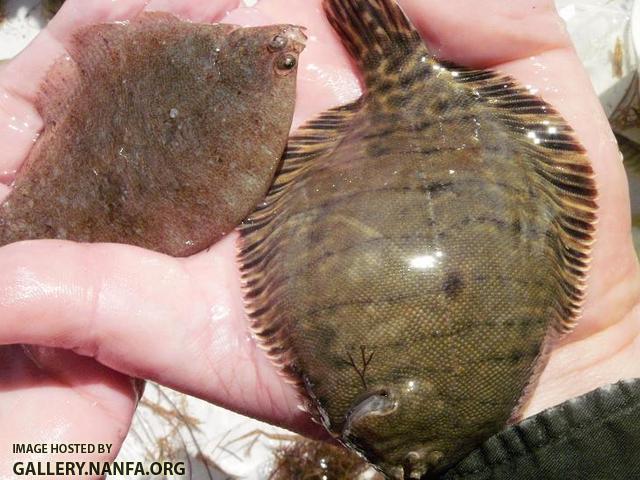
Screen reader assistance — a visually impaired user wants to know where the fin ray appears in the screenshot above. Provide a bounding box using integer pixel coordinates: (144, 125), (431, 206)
(36, 55), (81, 128)
(238, 99), (362, 400)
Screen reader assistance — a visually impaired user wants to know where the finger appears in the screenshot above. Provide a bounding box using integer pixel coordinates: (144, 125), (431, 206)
(0, 346), (137, 480)
(524, 302), (640, 418)
(0, 238), (319, 434)
(0, 89), (41, 182)
(144, 0), (240, 22)
(399, 0), (571, 67)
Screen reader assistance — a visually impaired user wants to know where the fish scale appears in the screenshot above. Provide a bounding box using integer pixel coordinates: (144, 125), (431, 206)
(240, 1), (595, 476)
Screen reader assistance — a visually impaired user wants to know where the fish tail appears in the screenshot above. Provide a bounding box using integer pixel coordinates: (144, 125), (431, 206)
(323, 0), (422, 73)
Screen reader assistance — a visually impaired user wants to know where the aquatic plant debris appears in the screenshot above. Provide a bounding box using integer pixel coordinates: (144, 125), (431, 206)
(0, 12), (305, 256)
(268, 437), (378, 480)
(612, 36), (624, 79)
(239, 0), (596, 478)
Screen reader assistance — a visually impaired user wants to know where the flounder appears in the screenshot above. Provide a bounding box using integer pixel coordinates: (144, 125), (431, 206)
(0, 13), (305, 256)
(239, 0), (596, 478)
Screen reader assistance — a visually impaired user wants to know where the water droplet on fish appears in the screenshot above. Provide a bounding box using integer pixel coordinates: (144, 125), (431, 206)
(409, 252), (442, 270)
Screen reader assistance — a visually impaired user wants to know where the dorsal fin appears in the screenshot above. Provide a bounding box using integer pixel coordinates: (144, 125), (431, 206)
(323, 0), (422, 75)
(36, 54), (81, 128)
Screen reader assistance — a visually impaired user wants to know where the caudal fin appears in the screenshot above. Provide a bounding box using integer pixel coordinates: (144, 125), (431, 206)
(323, 0), (422, 72)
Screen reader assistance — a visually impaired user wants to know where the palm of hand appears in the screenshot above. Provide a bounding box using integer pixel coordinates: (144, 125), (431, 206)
(0, 0), (638, 474)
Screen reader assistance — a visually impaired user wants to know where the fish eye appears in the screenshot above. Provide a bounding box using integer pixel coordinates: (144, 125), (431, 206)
(274, 53), (297, 75)
(268, 35), (288, 52)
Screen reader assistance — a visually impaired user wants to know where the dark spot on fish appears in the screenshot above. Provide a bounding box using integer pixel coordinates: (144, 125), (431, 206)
(421, 181), (454, 196)
(383, 54), (406, 75)
(309, 226), (325, 244)
(399, 74), (416, 89)
(443, 272), (465, 299)
(372, 79), (395, 95)
(431, 95), (450, 114)
(512, 218), (522, 233)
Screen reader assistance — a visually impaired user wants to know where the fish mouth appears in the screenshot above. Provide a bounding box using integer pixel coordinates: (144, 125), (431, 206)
(280, 25), (307, 53)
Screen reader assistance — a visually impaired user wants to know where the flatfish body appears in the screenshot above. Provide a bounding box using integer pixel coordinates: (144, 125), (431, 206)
(239, 0), (596, 478)
(0, 13), (305, 256)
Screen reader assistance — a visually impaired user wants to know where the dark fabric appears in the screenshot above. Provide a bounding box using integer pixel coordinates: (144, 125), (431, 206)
(440, 378), (640, 480)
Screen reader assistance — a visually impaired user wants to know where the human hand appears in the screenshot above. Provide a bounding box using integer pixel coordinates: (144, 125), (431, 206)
(0, 0), (638, 477)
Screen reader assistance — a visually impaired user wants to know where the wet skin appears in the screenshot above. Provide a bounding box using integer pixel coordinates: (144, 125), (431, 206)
(0, 0), (638, 479)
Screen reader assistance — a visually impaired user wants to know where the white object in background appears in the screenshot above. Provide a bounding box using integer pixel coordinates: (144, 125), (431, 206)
(556, 0), (636, 116)
(0, 0), (47, 60)
(115, 384), (293, 480)
(616, 0), (640, 141)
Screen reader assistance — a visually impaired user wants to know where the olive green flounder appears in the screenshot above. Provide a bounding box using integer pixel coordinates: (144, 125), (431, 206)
(0, 13), (305, 256)
(239, 0), (596, 478)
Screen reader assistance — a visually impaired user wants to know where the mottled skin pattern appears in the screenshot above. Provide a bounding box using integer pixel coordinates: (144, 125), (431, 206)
(0, 13), (304, 256)
(240, 0), (596, 478)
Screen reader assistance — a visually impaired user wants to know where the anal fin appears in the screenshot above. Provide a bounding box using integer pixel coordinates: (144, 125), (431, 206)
(238, 99), (362, 394)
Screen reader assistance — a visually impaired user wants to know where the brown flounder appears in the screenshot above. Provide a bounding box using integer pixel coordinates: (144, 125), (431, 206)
(0, 13), (305, 256)
(239, 0), (596, 478)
